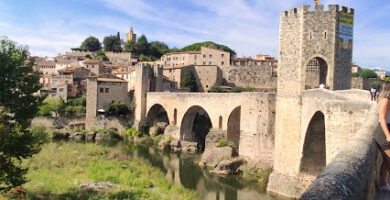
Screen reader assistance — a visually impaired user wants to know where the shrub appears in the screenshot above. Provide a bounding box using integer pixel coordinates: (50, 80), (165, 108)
(231, 87), (244, 93)
(84, 54), (92, 59)
(139, 126), (149, 135)
(104, 102), (131, 116)
(352, 72), (359, 77)
(359, 69), (377, 78)
(123, 127), (144, 139)
(209, 85), (225, 93)
(215, 139), (234, 148)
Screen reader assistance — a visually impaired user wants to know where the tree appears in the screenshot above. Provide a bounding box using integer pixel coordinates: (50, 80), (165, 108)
(124, 40), (138, 53)
(137, 35), (150, 55)
(84, 54), (92, 59)
(39, 96), (64, 118)
(180, 41), (236, 56)
(150, 41), (169, 58)
(180, 69), (198, 92)
(0, 37), (46, 190)
(359, 69), (377, 78)
(80, 36), (101, 52)
(103, 35), (122, 52)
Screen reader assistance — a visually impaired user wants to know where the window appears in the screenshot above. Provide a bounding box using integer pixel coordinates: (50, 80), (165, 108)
(209, 54), (212, 58)
(221, 54), (225, 58)
(203, 62), (206, 65)
(100, 88), (104, 93)
(221, 61), (224, 65)
(92, 65), (94, 68)
(194, 55), (197, 60)
(203, 54), (206, 58)
(87, 65), (89, 68)
(209, 61), (212, 65)
(324, 32), (327, 39)
(105, 88), (109, 93)
(59, 88), (64, 92)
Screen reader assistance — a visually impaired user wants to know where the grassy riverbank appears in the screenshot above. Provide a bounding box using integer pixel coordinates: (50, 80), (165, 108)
(8, 142), (198, 200)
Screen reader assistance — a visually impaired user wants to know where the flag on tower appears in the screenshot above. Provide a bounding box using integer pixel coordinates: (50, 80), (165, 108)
(314, 0), (319, 6)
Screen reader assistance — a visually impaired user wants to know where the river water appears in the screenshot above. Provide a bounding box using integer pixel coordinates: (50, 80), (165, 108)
(122, 142), (282, 200)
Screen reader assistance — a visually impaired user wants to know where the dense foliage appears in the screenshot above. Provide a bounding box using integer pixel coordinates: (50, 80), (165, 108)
(209, 86), (255, 93)
(359, 69), (377, 78)
(103, 35), (122, 52)
(180, 69), (198, 92)
(180, 41), (236, 56)
(124, 35), (169, 61)
(104, 102), (132, 116)
(39, 97), (64, 118)
(39, 96), (86, 118)
(0, 38), (46, 190)
(80, 36), (101, 52)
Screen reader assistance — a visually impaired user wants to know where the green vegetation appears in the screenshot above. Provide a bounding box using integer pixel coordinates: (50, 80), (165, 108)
(0, 37), (46, 191)
(39, 96), (64, 118)
(84, 54), (92, 59)
(124, 35), (169, 61)
(352, 72), (359, 77)
(372, 80), (382, 89)
(180, 69), (198, 92)
(103, 35), (122, 52)
(39, 96), (86, 118)
(359, 69), (377, 78)
(64, 96), (86, 117)
(96, 49), (108, 61)
(215, 139), (234, 148)
(242, 167), (273, 189)
(80, 36), (102, 52)
(123, 127), (144, 139)
(104, 102), (132, 116)
(11, 142), (198, 200)
(180, 41), (236, 56)
(209, 86), (256, 93)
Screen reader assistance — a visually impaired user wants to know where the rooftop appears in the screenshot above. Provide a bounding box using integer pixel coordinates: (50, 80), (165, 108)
(97, 78), (128, 83)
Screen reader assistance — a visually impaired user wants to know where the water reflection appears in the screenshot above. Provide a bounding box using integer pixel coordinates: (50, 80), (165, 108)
(124, 143), (280, 200)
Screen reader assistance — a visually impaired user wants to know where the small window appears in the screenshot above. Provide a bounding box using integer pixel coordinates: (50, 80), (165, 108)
(221, 54), (225, 58)
(310, 32), (312, 40)
(324, 32), (327, 39)
(209, 61), (211, 65)
(221, 61), (224, 65)
(203, 62), (206, 65)
(194, 55), (197, 60)
(203, 55), (206, 58)
(105, 88), (109, 93)
(100, 88), (104, 93)
(92, 65), (94, 68)
(209, 54), (212, 58)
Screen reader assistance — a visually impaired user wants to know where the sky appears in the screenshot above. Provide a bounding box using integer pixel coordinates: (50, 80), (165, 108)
(0, 0), (389, 69)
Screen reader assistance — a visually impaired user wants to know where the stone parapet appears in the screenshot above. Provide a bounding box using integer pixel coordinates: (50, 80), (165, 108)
(300, 103), (380, 200)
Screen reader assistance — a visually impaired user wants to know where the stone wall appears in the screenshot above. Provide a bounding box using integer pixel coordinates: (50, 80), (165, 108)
(351, 77), (382, 90)
(88, 115), (133, 133)
(220, 65), (277, 90)
(105, 52), (132, 64)
(300, 103), (380, 200)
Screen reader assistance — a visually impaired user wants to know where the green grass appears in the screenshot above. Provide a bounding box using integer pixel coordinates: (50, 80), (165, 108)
(13, 142), (198, 200)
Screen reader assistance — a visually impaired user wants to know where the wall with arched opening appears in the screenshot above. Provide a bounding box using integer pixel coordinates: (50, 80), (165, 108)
(146, 104), (169, 126)
(227, 106), (241, 150)
(300, 111), (326, 176)
(180, 106), (212, 151)
(305, 57), (328, 89)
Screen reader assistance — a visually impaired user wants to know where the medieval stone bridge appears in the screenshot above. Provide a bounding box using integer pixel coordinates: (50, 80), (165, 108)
(145, 92), (276, 163)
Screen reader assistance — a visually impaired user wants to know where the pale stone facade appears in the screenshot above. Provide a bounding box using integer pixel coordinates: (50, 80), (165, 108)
(105, 52), (135, 65)
(161, 45), (230, 68)
(36, 61), (56, 75)
(81, 59), (102, 75)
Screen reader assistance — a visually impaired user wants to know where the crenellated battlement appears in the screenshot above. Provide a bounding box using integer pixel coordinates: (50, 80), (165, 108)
(281, 4), (354, 18)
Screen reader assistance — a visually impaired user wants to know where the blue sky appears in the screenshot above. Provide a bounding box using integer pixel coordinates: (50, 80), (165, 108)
(1, 0), (389, 69)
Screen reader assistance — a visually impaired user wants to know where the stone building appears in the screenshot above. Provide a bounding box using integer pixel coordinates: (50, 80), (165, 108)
(85, 76), (130, 130)
(160, 45), (230, 68)
(112, 68), (137, 91)
(36, 60), (56, 75)
(267, 4), (354, 197)
(126, 27), (137, 42)
(81, 59), (102, 75)
(105, 52), (136, 65)
(162, 65), (223, 92)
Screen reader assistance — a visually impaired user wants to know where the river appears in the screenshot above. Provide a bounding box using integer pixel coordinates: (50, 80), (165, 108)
(120, 142), (282, 200)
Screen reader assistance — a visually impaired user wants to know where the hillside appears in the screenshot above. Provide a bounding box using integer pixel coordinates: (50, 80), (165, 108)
(179, 41), (236, 56)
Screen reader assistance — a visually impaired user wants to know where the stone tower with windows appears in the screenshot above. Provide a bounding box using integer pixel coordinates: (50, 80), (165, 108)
(267, 5), (354, 198)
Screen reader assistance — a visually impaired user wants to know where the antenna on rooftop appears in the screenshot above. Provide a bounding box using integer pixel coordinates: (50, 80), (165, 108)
(314, 0), (319, 6)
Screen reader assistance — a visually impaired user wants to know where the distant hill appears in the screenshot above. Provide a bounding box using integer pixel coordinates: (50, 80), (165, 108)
(178, 41), (236, 56)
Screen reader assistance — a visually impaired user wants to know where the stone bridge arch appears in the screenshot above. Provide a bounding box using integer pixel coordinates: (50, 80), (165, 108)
(180, 106), (212, 151)
(300, 111), (326, 176)
(146, 104), (169, 126)
(227, 106), (241, 150)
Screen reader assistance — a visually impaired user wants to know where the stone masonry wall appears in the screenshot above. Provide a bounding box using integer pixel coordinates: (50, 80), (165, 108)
(105, 52), (132, 64)
(220, 65), (277, 90)
(300, 103), (380, 200)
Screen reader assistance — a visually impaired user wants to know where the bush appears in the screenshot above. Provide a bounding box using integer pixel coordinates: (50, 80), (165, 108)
(84, 54), (92, 59)
(359, 69), (377, 78)
(231, 87), (244, 93)
(123, 127), (144, 139)
(139, 126), (149, 135)
(215, 139), (234, 148)
(30, 125), (50, 144)
(352, 72), (359, 77)
(209, 85), (226, 93)
(104, 128), (122, 140)
(104, 102), (131, 116)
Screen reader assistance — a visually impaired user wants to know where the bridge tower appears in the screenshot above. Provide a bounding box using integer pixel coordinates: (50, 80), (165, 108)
(267, 5), (354, 198)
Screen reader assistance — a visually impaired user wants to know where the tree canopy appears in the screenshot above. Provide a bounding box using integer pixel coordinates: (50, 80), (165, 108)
(0, 37), (46, 190)
(80, 36), (101, 52)
(103, 35), (122, 52)
(359, 69), (377, 78)
(124, 34), (169, 61)
(180, 69), (198, 92)
(180, 41), (236, 56)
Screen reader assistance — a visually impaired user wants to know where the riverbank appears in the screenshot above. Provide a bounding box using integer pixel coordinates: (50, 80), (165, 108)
(4, 142), (198, 200)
